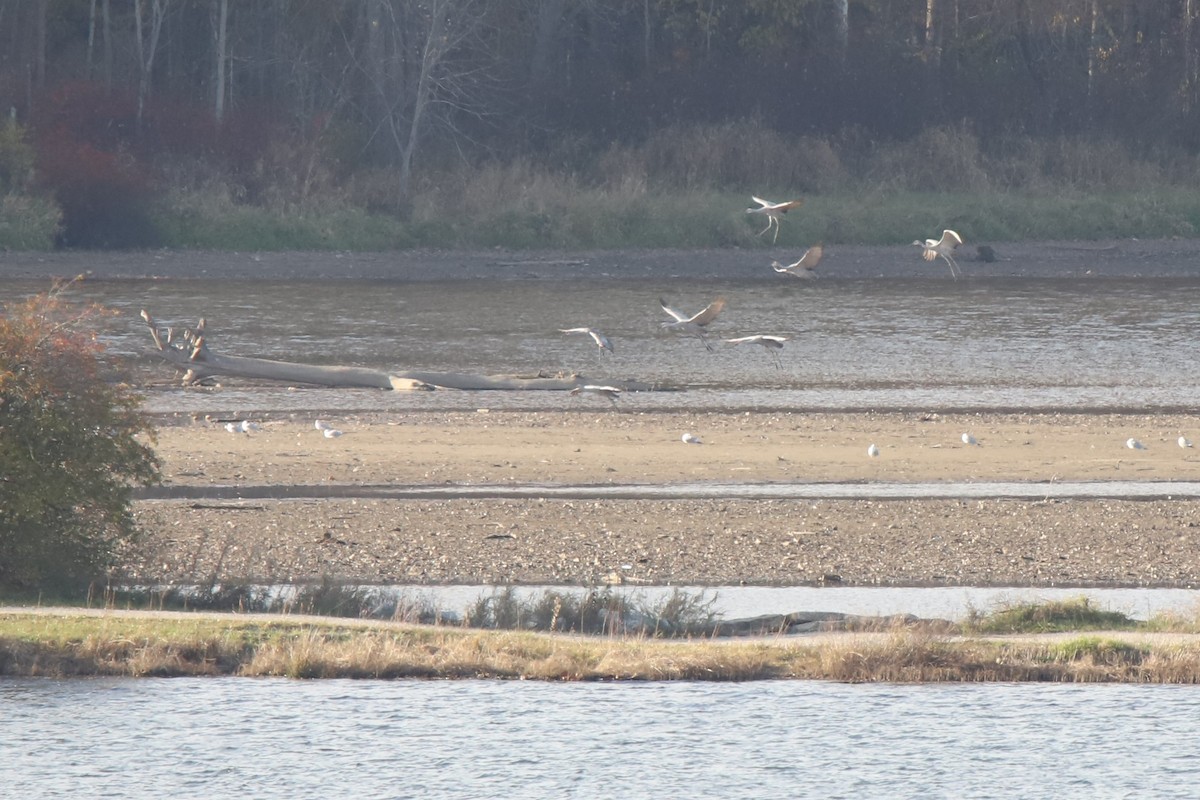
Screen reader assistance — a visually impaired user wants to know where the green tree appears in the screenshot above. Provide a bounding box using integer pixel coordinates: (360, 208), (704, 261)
(0, 283), (160, 593)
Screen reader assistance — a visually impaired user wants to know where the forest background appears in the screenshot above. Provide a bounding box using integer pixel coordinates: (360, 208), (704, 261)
(2, 0), (1200, 252)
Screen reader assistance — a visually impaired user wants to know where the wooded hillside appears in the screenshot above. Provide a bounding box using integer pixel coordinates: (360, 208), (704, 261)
(1, 2), (1196, 247)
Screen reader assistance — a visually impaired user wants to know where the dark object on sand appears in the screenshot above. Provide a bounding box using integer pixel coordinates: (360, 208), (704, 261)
(975, 244), (997, 262)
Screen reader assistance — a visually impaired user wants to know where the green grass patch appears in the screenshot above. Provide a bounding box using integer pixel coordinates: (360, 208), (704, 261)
(0, 194), (62, 249)
(965, 597), (1139, 635)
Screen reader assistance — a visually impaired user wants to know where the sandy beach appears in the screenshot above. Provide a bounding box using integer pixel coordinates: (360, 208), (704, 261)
(125, 409), (1200, 588)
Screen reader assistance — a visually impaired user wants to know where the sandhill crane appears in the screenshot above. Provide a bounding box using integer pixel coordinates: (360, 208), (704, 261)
(913, 229), (964, 278)
(560, 326), (614, 356)
(747, 196), (804, 243)
(569, 384), (622, 405)
(660, 297), (727, 352)
(771, 244), (823, 279)
(724, 334), (788, 369)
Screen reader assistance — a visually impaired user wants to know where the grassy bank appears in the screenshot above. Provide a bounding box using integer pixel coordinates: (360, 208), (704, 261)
(4, 601), (1200, 683)
(144, 187), (1200, 252)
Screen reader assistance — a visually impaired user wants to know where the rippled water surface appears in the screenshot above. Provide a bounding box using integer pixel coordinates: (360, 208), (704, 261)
(3, 678), (1195, 799)
(11, 274), (1200, 412)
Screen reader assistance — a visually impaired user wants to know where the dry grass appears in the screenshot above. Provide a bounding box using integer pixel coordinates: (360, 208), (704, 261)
(5, 611), (1200, 683)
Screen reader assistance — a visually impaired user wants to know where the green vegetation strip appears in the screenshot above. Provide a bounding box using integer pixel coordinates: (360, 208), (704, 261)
(4, 610), (1200, 683)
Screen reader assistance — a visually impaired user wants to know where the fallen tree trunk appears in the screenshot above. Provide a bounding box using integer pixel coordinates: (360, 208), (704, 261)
(140, 310), (668, 392)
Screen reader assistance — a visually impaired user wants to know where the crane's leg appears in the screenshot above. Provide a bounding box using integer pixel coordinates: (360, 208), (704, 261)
(758, 220), (772, 237)
(771, 218), (780, 243)
(940, 253), (959, 279)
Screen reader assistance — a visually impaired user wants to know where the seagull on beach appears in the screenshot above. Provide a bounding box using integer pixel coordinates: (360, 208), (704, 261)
(569, 384), (622, 405)
(323, 428), (344, 438)
(771, 244), (823, 279)
(962, 432), (979, 446)
(681, 433), (703, 444)
(867, 443), (880, 458)
(560, 326), (614, 356)
(1126, 437), (1147, 450)
(913, 229), (964, 279)
(315, 419), (333, 431)
(1180, 436), (1194, 449)
(724, 334), (788, 369)
(660, 297), (727, 352)
(747, 196), (805, 243)
(224, 422), (243, 434)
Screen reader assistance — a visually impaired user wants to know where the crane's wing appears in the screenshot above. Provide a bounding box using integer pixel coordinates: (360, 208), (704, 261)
(796, 244), (823, 269)
(688, 297), (726, 326)
(659, 298), (689, 322)
(749, 196), (772, 209)
(588, 330), (613, 352)
(940, 230), (963, 248)
(725, 334), (787, 345)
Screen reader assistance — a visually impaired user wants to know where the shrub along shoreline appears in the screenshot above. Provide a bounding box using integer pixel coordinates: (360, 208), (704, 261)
(4, 599), (1200, 683)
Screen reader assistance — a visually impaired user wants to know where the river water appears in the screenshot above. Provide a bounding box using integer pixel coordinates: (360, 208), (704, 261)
(7, 263), (1200, 794)
(9, 273), (1200, 413)
(3, 677), (1196, 798)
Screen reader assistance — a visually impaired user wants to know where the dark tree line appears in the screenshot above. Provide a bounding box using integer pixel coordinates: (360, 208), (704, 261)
(0, 0), (1196, 209)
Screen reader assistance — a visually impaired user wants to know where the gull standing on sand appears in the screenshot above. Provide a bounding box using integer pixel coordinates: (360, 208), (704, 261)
(560, 327), (614, 356)
(569, 385), (622, 405)
(1126, 438), (1147, 450)
(724, 334), (788, 369)
(867, 443), (880, 458)
(913, 229), (964, 279)
(771, 244), (823, 279)
(962, 432), (979, 446)
(1179, 436), (1193, 449)
(660, 297), (727, 352)
(323, 428), (344, 438)
(746, 196), (805, 243)
(315, 419), (333, 431)
(681, 433), (703, 444)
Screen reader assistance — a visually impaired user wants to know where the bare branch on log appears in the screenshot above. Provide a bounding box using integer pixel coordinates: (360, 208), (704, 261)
(140, 309), (671, 393)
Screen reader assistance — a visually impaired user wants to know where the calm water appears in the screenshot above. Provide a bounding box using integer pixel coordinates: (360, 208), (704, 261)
(2, 677), (1196, 798)
(11, 275), (1200, 412)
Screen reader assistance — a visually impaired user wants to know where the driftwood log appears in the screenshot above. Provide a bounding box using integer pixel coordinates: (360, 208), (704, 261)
(140, 310), (666, 392)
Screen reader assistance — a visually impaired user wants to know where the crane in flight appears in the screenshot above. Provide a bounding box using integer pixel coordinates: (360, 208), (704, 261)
(569, 384), (622, 405)
(724, 334), (788, 369)
(747, 196), (804, 243)
(913, 229), (964, 278)
(771, 244), (823, 279)
(659, 296), (726, 352)
(560, 326), (614, 356)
